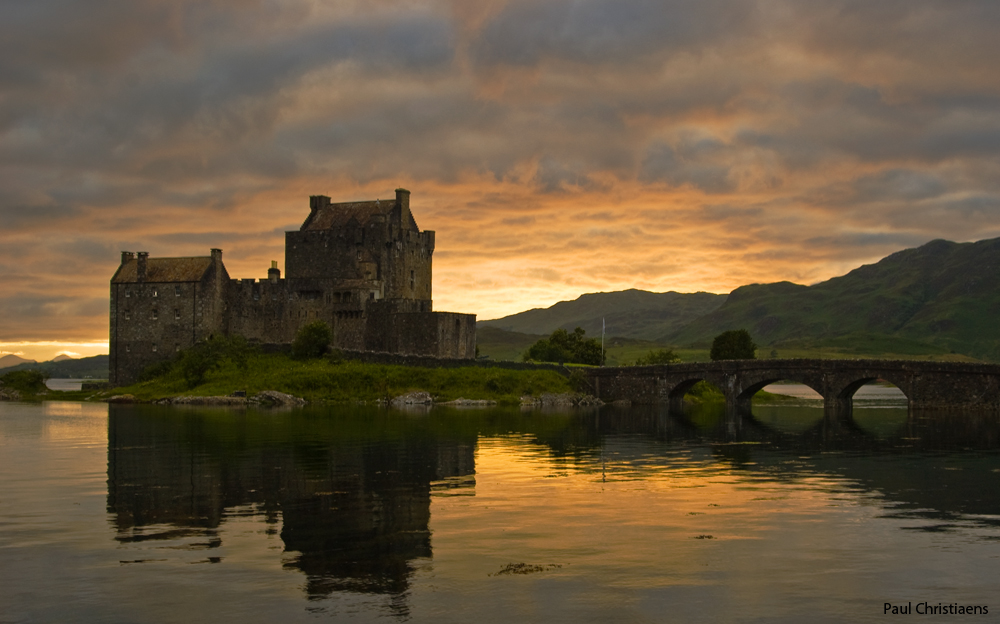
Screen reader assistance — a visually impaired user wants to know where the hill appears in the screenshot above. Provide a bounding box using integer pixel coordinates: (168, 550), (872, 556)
(669, 238), (1000, 360)
(479, 289), (726, 341)
(0, 354), (36, 369)
(0, 354), (109, 379)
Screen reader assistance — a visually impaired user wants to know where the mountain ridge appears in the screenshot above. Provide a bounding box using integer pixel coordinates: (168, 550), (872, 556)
(479, 236), (1000, 361)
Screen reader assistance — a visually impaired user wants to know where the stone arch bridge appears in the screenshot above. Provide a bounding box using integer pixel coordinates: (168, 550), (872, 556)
(584, 359), (1000, 412)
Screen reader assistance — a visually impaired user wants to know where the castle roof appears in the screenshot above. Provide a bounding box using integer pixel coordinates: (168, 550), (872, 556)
(302, 200), (419, 231)
(112, 257), (214, 283)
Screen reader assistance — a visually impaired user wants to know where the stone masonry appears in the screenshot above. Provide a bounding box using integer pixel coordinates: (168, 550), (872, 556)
(110, 189), (476, 385)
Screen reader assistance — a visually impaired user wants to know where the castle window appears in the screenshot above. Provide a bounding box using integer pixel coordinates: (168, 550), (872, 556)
(125, 344), (130, 353)
(125, 289), (131, 298)
(151, 309), (158, 320)
(124, 310), (131, 320)
(175, 344), (180, 352)
(410, 270), (415, 289)
(175, 286), (181, 297)
(174, 309), (180, 320)
(153, 288), (158, 297)
(357, 250), (362, 260)
(152, 343), (158, 352)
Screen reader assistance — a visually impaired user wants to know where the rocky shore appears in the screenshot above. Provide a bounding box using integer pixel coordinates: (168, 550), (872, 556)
(105, 391), (307, 407)
(101, 389), (602, 409)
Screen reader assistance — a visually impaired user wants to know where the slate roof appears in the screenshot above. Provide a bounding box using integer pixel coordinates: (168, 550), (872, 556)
(112, 257), (214, 283)
(302, 200), (419, 231)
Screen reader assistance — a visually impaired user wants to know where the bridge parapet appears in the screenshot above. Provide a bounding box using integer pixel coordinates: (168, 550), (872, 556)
(585, 359), (1000, 412)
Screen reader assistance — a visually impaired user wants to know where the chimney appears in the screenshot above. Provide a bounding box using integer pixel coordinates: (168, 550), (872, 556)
(268, 260), (281, 284)
(395, 188), (410, 212)
(211, 248), (222, 263)
(121, 251), (135, 265)
(136, 252), (148, 283)
(309, 195), (330, 214)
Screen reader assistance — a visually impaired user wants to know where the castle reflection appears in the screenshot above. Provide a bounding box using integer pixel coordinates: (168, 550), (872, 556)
(107, 401), (1000, 606)
(107, 406), (476, 599)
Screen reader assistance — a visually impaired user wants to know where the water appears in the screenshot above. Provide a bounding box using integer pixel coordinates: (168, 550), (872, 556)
(45, 378), (85, 391)
(1, 391), (999, 623)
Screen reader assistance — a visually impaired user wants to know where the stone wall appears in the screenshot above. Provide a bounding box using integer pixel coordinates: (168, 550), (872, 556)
(110, 257), (228, 386)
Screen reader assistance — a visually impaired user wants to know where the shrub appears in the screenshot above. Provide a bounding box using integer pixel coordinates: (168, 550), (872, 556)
(327, 348), (345, 365)
(177, 335), (257, 388)
(292, 321), (333, 359)
(139, 358), (177, 382)
(568, 369), (590, 393)
(523, 327), (604, 365)
(0, 369), (49, 394)
(710, 329), (757, 361)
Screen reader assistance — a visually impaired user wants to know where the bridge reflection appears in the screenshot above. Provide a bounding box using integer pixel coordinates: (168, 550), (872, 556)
(582, 403), (1000, 519)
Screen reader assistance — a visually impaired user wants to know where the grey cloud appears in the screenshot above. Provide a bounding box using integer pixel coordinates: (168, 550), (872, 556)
(803, 232), (931, 251)
(0, 10), (456, 165)
(533, 157), (596, 192)
(853, 170), (947, 202)
(501, 216), (536, 226)
(640, 142), (734, 193)
(736, 77), (1000, 166)
(472, 0), (755, 67)
(785, 1), (1000, 71)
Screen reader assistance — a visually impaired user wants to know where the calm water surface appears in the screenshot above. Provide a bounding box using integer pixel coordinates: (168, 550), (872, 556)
(1, 392), (999, 623)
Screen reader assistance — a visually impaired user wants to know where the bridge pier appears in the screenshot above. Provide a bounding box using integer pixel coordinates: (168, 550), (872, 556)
(823, 397), (854, 422)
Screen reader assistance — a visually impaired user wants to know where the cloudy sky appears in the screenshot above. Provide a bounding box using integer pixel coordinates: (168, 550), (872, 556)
(2, 0), (999, 360)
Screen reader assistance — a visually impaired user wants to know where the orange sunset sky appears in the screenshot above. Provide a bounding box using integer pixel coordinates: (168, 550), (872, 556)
(2, 1), (1000, 361)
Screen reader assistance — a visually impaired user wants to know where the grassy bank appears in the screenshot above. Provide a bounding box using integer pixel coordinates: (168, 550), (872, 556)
(111, 353), (574, 405)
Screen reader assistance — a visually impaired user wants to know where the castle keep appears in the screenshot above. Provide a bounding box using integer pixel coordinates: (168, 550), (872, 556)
(110, 189), (476, 385)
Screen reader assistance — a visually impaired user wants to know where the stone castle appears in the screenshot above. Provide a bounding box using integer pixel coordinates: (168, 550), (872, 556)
(109, 189), (476, 385)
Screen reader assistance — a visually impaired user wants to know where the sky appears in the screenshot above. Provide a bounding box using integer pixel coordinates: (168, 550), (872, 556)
(2, 0), (999, 362)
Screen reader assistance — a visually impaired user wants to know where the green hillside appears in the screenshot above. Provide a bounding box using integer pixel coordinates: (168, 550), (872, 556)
(476, 326), (711, 364)
(479, 289), (726, 340)
(669, 238), (1000, 361)
(475, 326), (547, 361)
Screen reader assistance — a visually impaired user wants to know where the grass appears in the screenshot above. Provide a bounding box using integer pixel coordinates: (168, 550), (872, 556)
(109, 352), (574, 405)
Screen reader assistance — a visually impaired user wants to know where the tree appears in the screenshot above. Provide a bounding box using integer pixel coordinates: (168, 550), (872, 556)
(523, 327), (604, 365)
(710, 329), (757, 361)
(634, 348), (680, 366)
(292, 321), (333, 359)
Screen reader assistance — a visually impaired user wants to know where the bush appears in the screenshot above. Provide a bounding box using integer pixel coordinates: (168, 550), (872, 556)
(177, 335), (257, 388)
(634, 349), (680, 366)
(710, 329), (757, 361)
(292, 321), (333, 360)
(568, 369), (590, 393)
(139, 358), (177, 383)
(0, 369), (49, 394)
(523, 327), (604, 365)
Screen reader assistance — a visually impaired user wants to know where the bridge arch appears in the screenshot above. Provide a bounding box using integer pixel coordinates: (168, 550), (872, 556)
(833, 376), (910, 406)
(666, 378), (709, 402)
(735, 377), (826, 407)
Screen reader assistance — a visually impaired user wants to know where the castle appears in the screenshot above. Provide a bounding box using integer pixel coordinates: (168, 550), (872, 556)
(109, 189), (476, 385)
